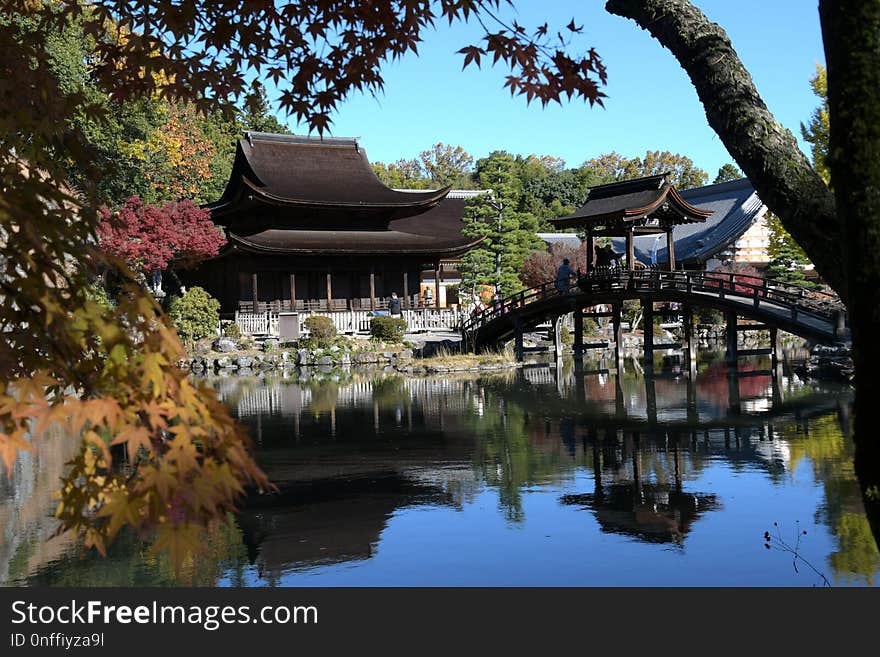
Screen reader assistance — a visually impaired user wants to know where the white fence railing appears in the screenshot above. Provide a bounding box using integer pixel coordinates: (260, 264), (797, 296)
(234, 308), (462, 337)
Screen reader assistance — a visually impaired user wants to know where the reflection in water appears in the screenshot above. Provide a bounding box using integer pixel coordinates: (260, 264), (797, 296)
(2, 354), (878, 586)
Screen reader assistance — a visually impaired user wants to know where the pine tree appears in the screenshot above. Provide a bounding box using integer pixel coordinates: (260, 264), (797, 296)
(460, 152), (543, 298)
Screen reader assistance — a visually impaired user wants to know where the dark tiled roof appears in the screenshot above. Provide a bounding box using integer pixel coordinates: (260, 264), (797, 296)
(226, 197), (484, 256)
(551, 173), (712, 228)
(207, 132), (449, 220)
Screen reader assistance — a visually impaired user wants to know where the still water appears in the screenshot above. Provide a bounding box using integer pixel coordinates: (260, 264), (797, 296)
(2, 355), (879, 586)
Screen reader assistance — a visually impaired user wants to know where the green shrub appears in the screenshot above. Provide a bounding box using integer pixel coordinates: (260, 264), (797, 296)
(84, 281), (114, 310)
(222, 321), (242, 339)
(168, 286), (220, 345)
(303, 315), (337, 346)
(560, 326), (573, 344)
(370, 316), (407, 342)
(695, 306), (724, 325)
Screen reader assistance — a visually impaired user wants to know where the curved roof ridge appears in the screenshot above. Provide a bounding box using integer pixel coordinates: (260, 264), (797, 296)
(206, 134), (453, 222)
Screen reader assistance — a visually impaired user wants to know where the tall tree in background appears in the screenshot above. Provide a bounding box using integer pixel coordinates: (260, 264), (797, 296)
(714, 163), (742, 183)
(372, 143), (475, 189)
(372, 158), (431, 189)
(419, 143), (475, 188)
(582, 150), (709, 188)
(460, 152), (543, 297)
(765, 213), (819, 290)
(801, 64), (830, 184)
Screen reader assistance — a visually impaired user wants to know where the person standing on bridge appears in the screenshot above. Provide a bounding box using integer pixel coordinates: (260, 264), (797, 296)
(555, 258), (574, 294)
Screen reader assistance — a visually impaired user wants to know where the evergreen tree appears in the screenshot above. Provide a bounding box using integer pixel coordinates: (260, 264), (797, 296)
(801, 64), (830, 184)
(714, 163), (742, 183)
(460, 151), (543, 298)
(765, 213), (820, 289)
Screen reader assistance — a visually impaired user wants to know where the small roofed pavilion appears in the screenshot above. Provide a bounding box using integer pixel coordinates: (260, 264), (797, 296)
(550, 173), (713, 272)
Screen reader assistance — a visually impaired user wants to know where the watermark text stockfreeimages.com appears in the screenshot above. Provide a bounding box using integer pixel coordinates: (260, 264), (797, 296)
(10, 599), (318, 632)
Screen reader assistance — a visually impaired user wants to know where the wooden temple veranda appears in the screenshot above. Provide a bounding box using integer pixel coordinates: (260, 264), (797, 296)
(184, 132), (484, 334)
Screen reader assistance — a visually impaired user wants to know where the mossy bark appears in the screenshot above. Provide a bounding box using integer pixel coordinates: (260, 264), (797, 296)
(605, 0), (844, 300)
(820, 0), (880, 547)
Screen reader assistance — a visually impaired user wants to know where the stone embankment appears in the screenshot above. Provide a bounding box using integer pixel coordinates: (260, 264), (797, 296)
(180, 336), (517, 376)
(795, 344), (854, 383)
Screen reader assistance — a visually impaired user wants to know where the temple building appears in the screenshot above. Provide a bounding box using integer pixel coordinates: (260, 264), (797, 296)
(185, 132), (485, 314)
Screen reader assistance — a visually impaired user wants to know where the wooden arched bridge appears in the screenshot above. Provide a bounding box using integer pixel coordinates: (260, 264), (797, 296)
(462, 268), (848, 369)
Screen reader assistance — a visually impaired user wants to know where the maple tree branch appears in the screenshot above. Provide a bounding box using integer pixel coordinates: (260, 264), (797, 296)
(605, 0), (845, 300)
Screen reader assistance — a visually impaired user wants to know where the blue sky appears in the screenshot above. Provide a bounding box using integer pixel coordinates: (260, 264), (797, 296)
(277, 1), (826, 177)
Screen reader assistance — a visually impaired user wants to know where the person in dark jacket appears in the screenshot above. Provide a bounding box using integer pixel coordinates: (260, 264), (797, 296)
(388, 292), (402, 316)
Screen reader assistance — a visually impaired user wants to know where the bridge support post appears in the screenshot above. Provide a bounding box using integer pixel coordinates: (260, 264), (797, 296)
(686, 374), (698, 425)
(725, 310), (738, 366)
(573, 308), (584, 359)
(615, 374), (626, 419)
(642, 297), (654, 371)
(514, 318), (524, 363)
(683, 304), (697, 378)
(645, 374), (657, 426)
(727, 366), (741, 415)
(612, 302), (624, 373)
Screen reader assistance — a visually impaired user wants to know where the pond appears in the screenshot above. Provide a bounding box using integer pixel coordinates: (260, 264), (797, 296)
(2, 354), (878, 586)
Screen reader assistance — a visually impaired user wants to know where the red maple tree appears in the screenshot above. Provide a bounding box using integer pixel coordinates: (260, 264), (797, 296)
(97, 196), (225, 274)
(522, 242), (587, 288)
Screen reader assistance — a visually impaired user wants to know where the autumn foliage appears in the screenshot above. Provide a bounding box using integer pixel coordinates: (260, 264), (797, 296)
(97, 197), (225, 274)
(522, 242), (587, 288)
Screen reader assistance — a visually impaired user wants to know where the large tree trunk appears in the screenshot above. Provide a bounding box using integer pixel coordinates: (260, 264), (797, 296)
(605, 0), (845, 301)
(820, 0), (880, 546)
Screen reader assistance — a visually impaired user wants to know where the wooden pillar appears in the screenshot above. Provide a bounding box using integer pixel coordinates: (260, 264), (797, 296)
(403, 271), (409, 309)
(573, 308), (584, 358)
(612, 302), (624, 373)
(686, 374), (698, 425)
(728, 366), (741, 415)
(642, 297), (654, 370)
(289, 273), (296, 311)
(434, 262), (441, 309)
(626, 228), (634, 270)
(645, 373), (657, 426)
(586, 231), (594, 275)
(683, 304), (696, 378)
(725, 309), (738, 366)
(251, 272), (259, 311)
(369, 268), (376, 311)
(326, 272), (333, 308)
(514, 319), (524, 363)
(666, 228), (676, 271)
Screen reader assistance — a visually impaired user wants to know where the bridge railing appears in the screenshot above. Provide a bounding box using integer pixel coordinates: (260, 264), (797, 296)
(461, 268), (845, 335)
